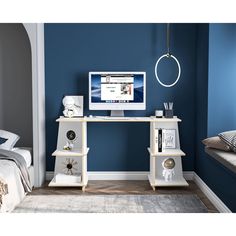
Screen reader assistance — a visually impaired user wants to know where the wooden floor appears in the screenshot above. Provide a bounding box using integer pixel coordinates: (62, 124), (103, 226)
(30, 180), (218, 213)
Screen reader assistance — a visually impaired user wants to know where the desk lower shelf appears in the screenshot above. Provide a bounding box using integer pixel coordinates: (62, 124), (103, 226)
(148, 175), (188, 187)
(48, 176), (88, 188)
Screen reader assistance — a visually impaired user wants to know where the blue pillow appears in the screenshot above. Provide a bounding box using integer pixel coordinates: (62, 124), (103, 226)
(0, 137), (8, 144)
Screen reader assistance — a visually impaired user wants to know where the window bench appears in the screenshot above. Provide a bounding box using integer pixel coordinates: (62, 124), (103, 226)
(205, 147), (236, 174)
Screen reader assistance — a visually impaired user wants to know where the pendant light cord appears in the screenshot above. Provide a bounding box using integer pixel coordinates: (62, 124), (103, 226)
(167, 23), (170, 57)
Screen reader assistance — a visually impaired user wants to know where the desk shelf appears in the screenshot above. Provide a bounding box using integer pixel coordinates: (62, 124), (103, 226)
(147, 147), (185, 157)
(52, 148), (89, 157)
(148, 175), (188, 188)
(48, 176), (88, 188)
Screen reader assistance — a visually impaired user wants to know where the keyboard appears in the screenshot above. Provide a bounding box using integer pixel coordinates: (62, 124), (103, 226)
(95, 116), (131, 120)
(88, 116), (150, 121)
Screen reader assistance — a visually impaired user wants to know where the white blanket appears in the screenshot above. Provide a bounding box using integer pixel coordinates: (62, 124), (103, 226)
(12, 148), (32, 168)
(0, 160), (25, 212)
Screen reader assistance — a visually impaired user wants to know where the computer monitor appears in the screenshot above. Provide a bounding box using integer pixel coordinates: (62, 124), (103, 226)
(89, 72), (146, 116)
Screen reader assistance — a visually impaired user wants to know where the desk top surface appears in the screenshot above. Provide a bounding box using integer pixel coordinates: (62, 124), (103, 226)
(56, 116), (181, 122)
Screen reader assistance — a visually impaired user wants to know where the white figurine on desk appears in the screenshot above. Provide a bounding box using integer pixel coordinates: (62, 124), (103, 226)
(62, 96), (83, 118)
(63, 140), (74, 151)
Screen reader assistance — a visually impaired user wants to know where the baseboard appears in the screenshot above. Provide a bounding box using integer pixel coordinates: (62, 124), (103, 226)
(46, 171), (54, 181)
(46, 171), (149, 181)
(193, 173), (231, 213)
(183, 171), (194, 180)
(46, 171), (194, 181)
(88, 171), (149, 180)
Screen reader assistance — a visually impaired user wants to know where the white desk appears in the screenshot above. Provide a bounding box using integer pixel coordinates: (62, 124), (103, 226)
(50, 116), (188, 191)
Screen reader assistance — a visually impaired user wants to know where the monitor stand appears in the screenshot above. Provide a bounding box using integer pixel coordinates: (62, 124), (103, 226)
(110, 110), (124, 117)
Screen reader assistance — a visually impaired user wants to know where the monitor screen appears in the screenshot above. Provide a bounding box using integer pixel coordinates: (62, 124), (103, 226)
(89, 72), (146, 111)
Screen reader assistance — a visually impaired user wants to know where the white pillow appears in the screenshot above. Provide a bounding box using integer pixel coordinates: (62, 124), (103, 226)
(0, 130), (20, 150)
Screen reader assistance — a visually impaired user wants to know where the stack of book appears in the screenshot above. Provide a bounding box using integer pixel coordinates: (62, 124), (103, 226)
(154, 128), (176, 152)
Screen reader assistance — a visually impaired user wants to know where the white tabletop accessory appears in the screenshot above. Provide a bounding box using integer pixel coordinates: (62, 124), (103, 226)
(62, 96), (83, 118)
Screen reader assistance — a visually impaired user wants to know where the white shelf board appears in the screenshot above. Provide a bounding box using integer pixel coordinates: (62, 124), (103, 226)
(52, 148), (89, 157)
(48, 177), (87, 187)
(148, 174), (189, 187)
(56, 116), (85, 122)
(147, 147), (185, 157)
(149, 116), (181, 122)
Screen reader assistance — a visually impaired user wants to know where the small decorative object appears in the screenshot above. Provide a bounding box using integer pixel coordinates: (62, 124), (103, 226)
(155, 110), (163, 118)
(63, 130), (77, 151)
(162, 129), (176, 149)
(62, 96), (83, 118)
(164, 102), (173, 118)
(62, 158), (79, 175)
(67, 130), (76, 140)
(162, 158), (175, 182)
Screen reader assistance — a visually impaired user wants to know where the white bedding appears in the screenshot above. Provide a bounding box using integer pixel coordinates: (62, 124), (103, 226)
(0, 147), (33, 212)
(12, 148), (32, 168)
(0, 160), (25, 212)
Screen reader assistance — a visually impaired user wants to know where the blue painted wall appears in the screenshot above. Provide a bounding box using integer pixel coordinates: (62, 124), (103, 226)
(208, 24), (236, 136)
(45, 23), (197, 171)
(195, 24), (236, 212)
(207, 24), (236, 212)
(195, 24), (209, 173)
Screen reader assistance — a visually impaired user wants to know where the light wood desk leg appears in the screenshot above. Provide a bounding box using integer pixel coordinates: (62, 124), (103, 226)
(82, 186), (86, 192)
(152, 186), (156, 191)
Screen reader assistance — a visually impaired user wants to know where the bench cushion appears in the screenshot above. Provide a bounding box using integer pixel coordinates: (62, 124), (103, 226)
(205, 147), (236, 174)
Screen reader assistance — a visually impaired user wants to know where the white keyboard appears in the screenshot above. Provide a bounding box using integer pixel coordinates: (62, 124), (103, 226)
(97, 116), (130, 120)
(88, 116), (150, 121)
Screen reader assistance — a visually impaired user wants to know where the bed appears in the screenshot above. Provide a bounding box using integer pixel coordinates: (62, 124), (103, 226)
(0, 148), (34, 212)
